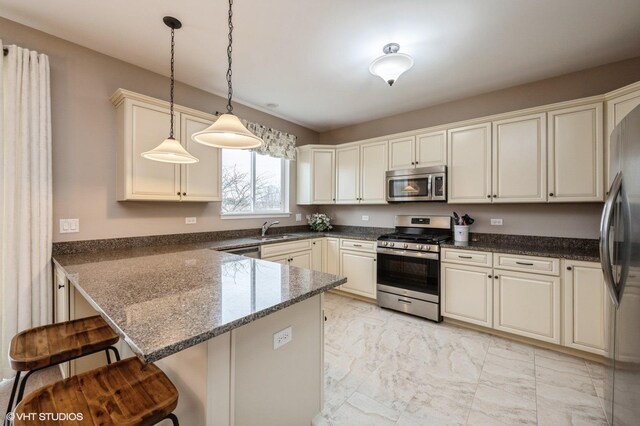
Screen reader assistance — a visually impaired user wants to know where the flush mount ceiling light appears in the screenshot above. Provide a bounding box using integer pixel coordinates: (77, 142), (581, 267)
(142, 17), (199, 164)
(192, 0), (263, 149)
(369, 43), (414, 86)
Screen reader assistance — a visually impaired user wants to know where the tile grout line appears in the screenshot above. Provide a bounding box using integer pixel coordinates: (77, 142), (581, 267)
(586, 361), (608, 421)
(533, 350), (539, 426)
(464, 337), (491, 425)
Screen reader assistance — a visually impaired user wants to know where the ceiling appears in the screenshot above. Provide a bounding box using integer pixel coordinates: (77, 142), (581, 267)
(2, 0), (640, 132)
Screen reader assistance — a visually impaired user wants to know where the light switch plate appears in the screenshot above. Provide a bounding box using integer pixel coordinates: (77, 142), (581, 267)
(490, 218), (503, 226)
(273, 326), (292, 350)
(296, 213), (302, 221)
(185, 217), (197, 225)
(362, 215), (370, 221)
(59, 219), (80, 233)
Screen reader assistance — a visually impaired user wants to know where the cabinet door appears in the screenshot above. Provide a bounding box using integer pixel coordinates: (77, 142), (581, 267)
(492, 113), (547, 203)
(335, 146), (360, 204)
(447, 123), (492, 203)
(290, 251), (312, 269)
(311, 239), (323, 272)
(548, 103), (603, 202)
(324, 238), (340, 275)
(563, 261), (608, 355)
(124, 100), (181, 200)
(388, 136), (415, 171)
(606, 87), (640, 188)
(415, 130), (446, 168)
(180, 114), (221, 201)
(493, 270), (561, 344)
(360, 140), (388, 204)
(262, 254), (290, 265)
(339, 250), (376, 299)
(312, 149), (335, 204)
(441, 263), (493, 327)
(54, 266), (69, 324)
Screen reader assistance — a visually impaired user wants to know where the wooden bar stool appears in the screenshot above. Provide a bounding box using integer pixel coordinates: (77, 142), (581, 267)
(5, 315), (120, 417)
(12, 357), (179, 425)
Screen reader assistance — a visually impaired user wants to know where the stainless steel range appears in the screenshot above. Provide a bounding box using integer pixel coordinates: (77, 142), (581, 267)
(376, 215), (452, 322)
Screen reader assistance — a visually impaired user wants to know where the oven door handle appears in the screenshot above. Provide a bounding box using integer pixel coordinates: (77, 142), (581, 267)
(376, 247), (439, 260)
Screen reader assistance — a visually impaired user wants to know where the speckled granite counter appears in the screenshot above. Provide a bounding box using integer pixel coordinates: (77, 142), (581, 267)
(441, 233), (600, 262)
(53, 247), (346, 363)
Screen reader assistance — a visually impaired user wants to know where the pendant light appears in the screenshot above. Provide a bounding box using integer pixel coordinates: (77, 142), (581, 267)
(369, 43), (414, 86)
(191, 0), (263, 149)
(142, 17), (199, 164)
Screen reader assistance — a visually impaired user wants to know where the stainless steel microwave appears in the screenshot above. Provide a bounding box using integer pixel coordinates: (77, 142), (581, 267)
(386, 166), (447, 202)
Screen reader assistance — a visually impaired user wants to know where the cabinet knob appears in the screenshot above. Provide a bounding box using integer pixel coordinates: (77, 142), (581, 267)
(493, 194), (497, 198)
(177, 192), (180, 195)
(549, 193), (554, 197)
(494, 275), (499, 279)
(487, 195), (491, 198)
(182, 192), (186, 196)
(488, 275), (492, 278)
(313, 242), (316, 245)
(58, 283), (65, 289)
(567, 266), (572, 271)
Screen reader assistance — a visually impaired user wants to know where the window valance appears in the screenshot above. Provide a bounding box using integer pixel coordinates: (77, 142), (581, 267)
(241, 119), (297, 160)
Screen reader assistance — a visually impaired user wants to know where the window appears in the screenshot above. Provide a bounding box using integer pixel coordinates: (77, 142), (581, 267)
(221, 150), (288, 216)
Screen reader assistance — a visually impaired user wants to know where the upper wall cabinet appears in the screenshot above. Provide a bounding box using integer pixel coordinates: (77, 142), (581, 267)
(297, 146), (335, 205)
(447, 122), (492, 203)
(111, 89), (221, 202)
(605, 82), (640, 189)
(547, 102), (603, 202)
(335, 141), (388, 204)
(492, 113), (547, 203)
(335, 145), (360, 204)
(388, 131), (446, 171)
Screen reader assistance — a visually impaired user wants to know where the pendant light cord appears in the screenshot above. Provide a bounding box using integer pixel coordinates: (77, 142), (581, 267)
(169, 26), (176, 139)
(226, 0), (234, 114)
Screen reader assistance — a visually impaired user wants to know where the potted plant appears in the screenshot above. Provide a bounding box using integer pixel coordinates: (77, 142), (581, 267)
(308, 213), (333, 232)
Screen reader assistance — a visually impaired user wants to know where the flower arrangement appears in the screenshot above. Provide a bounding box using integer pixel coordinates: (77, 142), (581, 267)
(308, 213), (333, 232)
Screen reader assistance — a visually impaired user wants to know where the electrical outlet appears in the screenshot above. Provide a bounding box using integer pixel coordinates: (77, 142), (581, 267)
(273, 326), (292, 350)
(59, 219), (80, 233)
(490, 218), (503, 226)
(185, 217), (197, 225)
(296, 213), (302, 221)
(362, 215), (370, 221)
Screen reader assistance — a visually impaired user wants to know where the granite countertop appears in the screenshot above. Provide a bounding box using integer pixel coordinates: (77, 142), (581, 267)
(440, 234), (600, 262)
(53, 247), (346, 363)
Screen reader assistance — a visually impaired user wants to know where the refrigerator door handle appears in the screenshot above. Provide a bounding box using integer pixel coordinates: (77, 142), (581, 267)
(600, 171), (622, 308)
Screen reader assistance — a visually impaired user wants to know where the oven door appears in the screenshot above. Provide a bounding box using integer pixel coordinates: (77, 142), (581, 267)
(376, 248), (440, 303)
(387, 173), (432, 201)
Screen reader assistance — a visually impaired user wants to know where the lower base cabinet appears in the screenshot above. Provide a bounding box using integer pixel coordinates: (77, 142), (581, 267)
(441, 263), (493, 327)
(339, 250), (377, 299)
(263, 250), (312, 269)
(493, 270), (561, 344)
(323, 237), (340, 275)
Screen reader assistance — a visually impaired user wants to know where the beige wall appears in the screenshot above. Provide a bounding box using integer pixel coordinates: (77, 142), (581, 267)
(0, 18), (319, 242)
(317, 57), (640, 239)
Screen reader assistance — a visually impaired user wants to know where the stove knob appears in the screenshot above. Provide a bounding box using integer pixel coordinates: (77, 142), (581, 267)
(403, 243), (409, 249)
(384, 242), (389, 247)
(416, 244), (423, 250)
(389, 242), (395, 247)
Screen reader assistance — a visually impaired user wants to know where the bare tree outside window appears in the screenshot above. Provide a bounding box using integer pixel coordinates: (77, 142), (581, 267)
(221, 150), (285, 214)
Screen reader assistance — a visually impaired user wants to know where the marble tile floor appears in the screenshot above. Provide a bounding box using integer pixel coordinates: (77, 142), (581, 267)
(314, 293), (608, 426)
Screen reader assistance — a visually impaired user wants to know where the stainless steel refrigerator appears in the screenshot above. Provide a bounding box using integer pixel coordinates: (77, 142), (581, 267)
(601, 104), (640, 425)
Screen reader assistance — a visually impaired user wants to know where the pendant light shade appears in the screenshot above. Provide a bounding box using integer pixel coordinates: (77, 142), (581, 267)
(369, 43), (414, 86)
(192, 113), (262, 148)
(191, 0), (262, 150)
(142, 16), (199, 164)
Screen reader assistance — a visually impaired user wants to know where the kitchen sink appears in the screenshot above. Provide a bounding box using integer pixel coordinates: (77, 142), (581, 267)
(251, 234), (293, 241)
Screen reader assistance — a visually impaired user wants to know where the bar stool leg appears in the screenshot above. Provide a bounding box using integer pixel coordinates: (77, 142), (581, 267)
(104, 346), (121, 364)
(4, 370), (21, 418)
(165, 413), (179, 425)
(15, 370), (35, 405)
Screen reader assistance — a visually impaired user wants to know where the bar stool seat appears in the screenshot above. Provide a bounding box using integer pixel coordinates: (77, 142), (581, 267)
(13, 357), (179, 426)
(9, 315), (119, 371)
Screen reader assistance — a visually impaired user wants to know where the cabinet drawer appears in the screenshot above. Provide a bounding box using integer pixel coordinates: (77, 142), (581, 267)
(441, 249), (492, 267)
(340, 238), (376, 253)
(493, 253), (559, 276)
(261, 239), (312, 257)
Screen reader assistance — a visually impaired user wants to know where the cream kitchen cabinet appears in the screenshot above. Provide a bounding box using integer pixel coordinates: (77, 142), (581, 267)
(264, 251), (312, 269)
(563, 260), (609, 355)
(311, 238), (323, 272)
(261, 239), (313, 269)
(492, 113), (547, 203)
(441, 263), (493, 327)
(493, 270), (561, 344)
(388, 131), (446, 171)
(547, 102), (603, 202)
(339, 249), (377, 299)
(335, 141), (388, 204)
(111, 89), (221, 202)
(296, 146), (336, 204)
(323, 237), (340, 275)
(605, 82), (640, 188)
(447, 122), (492, 203)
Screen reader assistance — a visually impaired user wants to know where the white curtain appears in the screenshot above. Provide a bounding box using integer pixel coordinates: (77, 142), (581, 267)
(0, 41), (53, 379)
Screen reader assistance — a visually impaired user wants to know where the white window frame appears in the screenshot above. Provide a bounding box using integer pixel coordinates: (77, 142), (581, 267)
(220, 151), (290, 219)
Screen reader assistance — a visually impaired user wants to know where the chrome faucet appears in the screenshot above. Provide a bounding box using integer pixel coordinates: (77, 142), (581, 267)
(261, 221), (280, 237)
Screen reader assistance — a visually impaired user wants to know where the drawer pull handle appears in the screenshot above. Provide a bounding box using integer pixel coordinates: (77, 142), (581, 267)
(515, 261), (534, 266)
(458, 255), (473, 259)
(398, 298), (412, 304)
(58, 283), (65, 289)
(353, 244), (362, 247)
